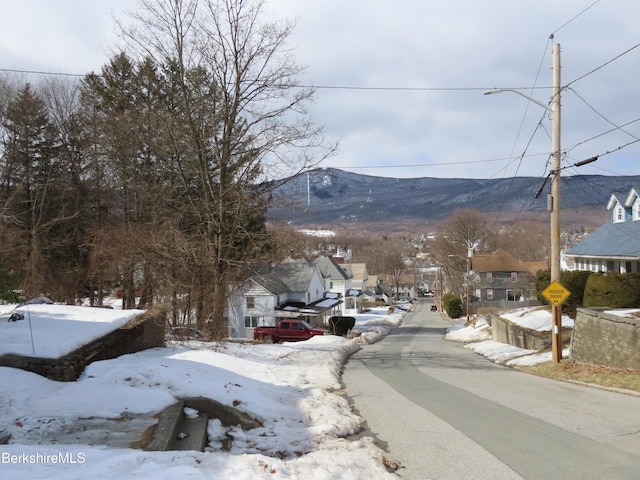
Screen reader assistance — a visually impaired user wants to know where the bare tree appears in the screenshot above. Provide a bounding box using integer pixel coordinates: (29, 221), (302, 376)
(104, 0), (335, 336)
(431, 209), (488, 296)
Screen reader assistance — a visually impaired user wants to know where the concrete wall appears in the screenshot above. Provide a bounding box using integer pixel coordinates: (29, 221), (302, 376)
(572, 307), (640, 368)
(0, 308), (166, 381)
(490, 314), (572, 351)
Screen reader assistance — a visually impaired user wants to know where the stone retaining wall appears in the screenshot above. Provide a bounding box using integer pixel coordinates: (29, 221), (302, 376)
(0, 307), (166, 381)
(490, 314), (572, 351)
(572, 307), (640, 369)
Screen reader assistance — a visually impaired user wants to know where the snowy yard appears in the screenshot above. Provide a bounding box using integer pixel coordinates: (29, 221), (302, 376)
(0, 302), (567, 479)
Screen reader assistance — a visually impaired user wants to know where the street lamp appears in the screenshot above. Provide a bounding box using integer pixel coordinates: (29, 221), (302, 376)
(484, 42), (563, 363)
(448, 247), (474, 324)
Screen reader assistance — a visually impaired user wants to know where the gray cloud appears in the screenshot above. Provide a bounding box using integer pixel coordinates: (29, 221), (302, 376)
(3, 0), (639, 179)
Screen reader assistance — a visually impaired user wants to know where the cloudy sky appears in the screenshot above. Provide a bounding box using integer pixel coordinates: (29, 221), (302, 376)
(1, 0), (639, 179)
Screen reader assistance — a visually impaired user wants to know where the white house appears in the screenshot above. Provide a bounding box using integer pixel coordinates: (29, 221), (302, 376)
(565, 187), (640, 273)
(227, 260), (342, 339)
(311, 255), (362, 315)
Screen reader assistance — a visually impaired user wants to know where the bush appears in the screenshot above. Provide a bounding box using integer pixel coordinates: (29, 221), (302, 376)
(443, 293), (463, 319)
(535, 269), (592, 318)
(583, 272), (640, 308)
(0, 267), (21, 303)
(535, 270), (551, 304)
(561, 270), (592, 317)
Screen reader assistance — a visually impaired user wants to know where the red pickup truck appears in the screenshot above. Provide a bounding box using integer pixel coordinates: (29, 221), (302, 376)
(254, 320), (328, 343)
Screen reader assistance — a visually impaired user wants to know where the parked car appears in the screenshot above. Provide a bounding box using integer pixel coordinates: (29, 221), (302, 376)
(394, 300), (413, 311)
(254, 320), (328, 343)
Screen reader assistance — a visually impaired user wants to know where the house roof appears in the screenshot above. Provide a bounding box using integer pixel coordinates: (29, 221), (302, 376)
(252, 262), (320, 294)
(311, 255), (352, 281)
(624, 187), (640, 206)
(343, 263), (368, 281)
(607, 192), (627, 210)
(275, 296), (343, 317)
(251, 273), (289, 295)
(565, 221), (640, 258)
(472, 249), (531, 273)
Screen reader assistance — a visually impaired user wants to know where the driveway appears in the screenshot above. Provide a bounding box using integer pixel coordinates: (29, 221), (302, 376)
(343, 301), (640, 479)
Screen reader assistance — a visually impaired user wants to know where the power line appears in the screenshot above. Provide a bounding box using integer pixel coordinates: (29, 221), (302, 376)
(0, 67), (85, 78)
(565, 42), (640, 88)
(324, 153), (550, 171)
(551, 0), (602, 35)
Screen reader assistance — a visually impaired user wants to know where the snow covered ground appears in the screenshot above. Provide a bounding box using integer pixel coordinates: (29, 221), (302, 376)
(0, 302), (566, 479)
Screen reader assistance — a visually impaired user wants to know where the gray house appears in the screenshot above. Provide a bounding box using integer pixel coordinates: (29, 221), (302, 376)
(565, 187), (640, 273)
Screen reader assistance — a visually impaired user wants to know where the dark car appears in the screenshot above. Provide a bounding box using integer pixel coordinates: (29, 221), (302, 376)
(430, 305), (437, 312)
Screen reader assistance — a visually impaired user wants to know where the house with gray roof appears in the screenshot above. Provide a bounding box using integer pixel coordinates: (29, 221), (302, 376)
(565, 187), (640, 273)
(227, 260), (342, 339)
(310, 255), (361, 315)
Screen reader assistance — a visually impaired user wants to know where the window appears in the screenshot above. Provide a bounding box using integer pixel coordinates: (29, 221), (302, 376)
(293, 322), (306, 330)
(486, 272), (494, 283)
(486, 289), (494, 300)
(617, 207), (623, 222)
(246, 296), (255, 309)
(511, 272), (518, 282)
(244, 316), (262, 328)
(507, 289), (523, 301)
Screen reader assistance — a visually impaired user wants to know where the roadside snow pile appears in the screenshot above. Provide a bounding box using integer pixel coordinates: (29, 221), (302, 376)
(444, 309), (572, 366)
(500, 306), (574, 330)
(445, 317), (491, 343)
(351, 307), (403, 344)
(0, 335), (397, 479)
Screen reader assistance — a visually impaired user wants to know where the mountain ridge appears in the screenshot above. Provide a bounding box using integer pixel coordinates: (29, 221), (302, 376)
(268, 167), (639, 227)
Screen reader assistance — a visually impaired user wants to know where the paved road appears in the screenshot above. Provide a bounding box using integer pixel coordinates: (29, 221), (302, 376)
(343, 301), (640, 480)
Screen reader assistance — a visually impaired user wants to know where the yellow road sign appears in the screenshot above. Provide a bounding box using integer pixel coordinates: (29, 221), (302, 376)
(542, 280), (571, 306)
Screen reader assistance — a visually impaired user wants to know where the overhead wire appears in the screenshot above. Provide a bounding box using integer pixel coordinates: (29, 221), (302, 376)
(550, 0), (602, 35)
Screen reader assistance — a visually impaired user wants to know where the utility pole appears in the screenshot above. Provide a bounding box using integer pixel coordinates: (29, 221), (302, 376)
(550, 42), (563, 363)
(484, 41), (565, 362)
(466, 247), (473, 324)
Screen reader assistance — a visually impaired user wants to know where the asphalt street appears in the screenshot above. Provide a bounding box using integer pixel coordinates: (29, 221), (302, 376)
(343, 301), (640, 480)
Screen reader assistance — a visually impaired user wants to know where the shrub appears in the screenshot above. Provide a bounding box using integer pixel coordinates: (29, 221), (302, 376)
(583, 272), (640, 308)
(0, 267), (21, 303)
(561, 270), (591, 317)
(535, 269), (592, 318)
(443, 293), (463, 318)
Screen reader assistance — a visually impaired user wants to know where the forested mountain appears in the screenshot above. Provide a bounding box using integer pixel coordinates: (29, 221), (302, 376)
(269, 168), (637, 225)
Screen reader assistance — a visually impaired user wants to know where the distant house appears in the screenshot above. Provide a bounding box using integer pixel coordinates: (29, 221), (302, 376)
(227, 260), (342, 339)
(472, 249), (545, 303)
(310, 255), (360, 315)
(375, 281), (394, 306)
(343, 263), (369, 291)
(565, 187), (640, 273)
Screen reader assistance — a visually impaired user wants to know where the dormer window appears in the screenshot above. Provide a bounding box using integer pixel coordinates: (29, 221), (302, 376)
(617, 207), (624, 222)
